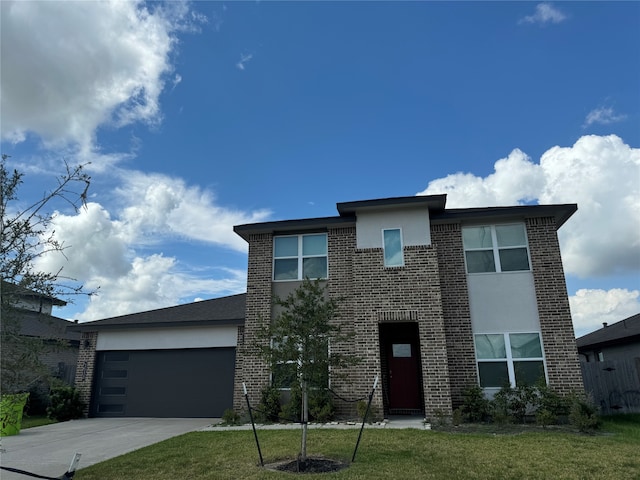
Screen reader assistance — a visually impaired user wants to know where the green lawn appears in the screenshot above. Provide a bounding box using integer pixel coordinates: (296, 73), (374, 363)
(76, 415), (640, 480)
(21, 415), (58, 429)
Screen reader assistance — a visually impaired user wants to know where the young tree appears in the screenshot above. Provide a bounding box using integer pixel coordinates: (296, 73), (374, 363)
(1, 154), (92, 395)
(255, 278), (358, 465)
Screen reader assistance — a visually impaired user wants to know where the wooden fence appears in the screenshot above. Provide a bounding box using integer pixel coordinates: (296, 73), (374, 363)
(580, 358), (640, 415)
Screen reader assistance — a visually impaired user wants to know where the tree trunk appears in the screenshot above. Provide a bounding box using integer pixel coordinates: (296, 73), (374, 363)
(300, 380), (308, 463)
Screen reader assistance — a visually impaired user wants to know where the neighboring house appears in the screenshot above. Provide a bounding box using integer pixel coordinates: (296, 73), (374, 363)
(233, 195), (584, 418)
(71, 194), (585, 419)
(0, 282), (80, 390)
(576, 313), (640, 363)
(576, 313), (640, 415)
(71, 294), (245, 417)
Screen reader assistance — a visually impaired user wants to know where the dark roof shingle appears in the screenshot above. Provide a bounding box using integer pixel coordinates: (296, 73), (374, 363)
(576, 313), (640, 349)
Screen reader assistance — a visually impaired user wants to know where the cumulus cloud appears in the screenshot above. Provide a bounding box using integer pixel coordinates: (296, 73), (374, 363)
(570, 289), (640, 337)
(419, 134), (640, 278)
(0, 0), (189, 156)
(33, 172), (270, 321)
(519, 3), (567, 25)
(419, 134), (640, 337)
(115, 170), (271, 251)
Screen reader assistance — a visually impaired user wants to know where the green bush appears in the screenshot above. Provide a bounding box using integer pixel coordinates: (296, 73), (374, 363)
(46, 386), (85, 421)
(461, 385), (490, 423)
(491, 384), (536, 423)
(356, 399), (380, 424)
(221, 408), (241, 425)
(568, 394), (601, 433)
(309, 388), (335, 423)
(255, 385), (282, 423)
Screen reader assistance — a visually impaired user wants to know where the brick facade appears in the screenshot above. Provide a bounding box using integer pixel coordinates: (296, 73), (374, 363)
(74, 331), (97, 416)
(526, 216), (584, 395)
(431, 223), (477, 409)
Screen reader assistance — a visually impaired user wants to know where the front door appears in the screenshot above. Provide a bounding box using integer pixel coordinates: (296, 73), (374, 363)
(380, 323), (423, 414)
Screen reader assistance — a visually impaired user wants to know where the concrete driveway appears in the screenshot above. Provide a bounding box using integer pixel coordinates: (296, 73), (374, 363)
(0, 417), (217, 479)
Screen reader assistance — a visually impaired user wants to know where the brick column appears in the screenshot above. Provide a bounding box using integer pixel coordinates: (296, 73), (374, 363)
(431, 223), (477, 409)
(526, 217), (584, 395)
(233, 233), (272, 412)
(74, 331), (97, 417)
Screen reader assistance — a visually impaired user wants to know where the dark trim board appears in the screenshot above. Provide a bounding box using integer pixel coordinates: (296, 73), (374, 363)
(91, 348), (236, 418)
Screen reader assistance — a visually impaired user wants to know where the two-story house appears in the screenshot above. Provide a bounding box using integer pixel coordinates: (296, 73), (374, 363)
(232, 195), (584, 418)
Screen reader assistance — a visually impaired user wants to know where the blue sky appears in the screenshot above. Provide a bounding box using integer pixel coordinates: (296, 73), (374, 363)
(1, 1), (638, 337)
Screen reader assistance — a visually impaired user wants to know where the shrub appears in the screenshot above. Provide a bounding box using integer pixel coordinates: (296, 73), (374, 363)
(221, 408), (241, 425)
(309, 389), (335, 423)
(255, 385), (282, 423)
(461, 385), (490, 423)
(46, 386), (84, 421)
(568, 394), (601, 433)
(356, 399), (381, 424)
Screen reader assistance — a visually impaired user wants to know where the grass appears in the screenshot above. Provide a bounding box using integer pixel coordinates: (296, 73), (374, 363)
(75, 414), (640, 480)
(21, 415), (58, 429)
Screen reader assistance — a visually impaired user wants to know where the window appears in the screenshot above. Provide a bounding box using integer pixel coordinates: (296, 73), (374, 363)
(273, 233), (327, 281)
(462, 224), (530, 273)
(383, 228), (404, 267)
(475, 333), (545, 388)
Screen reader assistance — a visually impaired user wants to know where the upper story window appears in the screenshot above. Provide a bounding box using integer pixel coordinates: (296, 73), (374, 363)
(462, 224), (530, 274)
(273, 233), (327, 281)
(383, 228), (404, 267)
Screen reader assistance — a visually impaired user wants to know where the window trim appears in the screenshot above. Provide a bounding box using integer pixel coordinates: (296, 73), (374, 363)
(382, 228), (405, 267)
(462, 223), (531, 274)
(474, 332), (547, 389)
(273, 233), (328, 281)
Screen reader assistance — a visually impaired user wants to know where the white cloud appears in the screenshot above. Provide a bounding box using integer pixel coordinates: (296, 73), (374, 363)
(236, 53), (254, 71)
(519, 3), (567, 25)
(583, 106), (627, 127)
(419, 134), (640, 279)
(33, 172), (270, 321)
(570, 289), (640, 337)
(115, 170), (271, 251)
(0, 0), (189, 156)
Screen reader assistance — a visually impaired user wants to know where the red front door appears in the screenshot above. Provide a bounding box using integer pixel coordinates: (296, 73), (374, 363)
(387, 342), (421, 410)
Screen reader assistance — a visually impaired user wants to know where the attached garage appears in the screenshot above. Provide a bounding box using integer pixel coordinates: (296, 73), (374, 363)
(92, 347), (236, 417)
(72, 294), (245, 418)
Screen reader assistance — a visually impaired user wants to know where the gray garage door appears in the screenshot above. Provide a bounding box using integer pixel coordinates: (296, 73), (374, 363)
(91, 348), (236, 418)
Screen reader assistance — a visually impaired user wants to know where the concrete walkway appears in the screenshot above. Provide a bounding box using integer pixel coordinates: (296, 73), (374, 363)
(0, 416), (426, 479)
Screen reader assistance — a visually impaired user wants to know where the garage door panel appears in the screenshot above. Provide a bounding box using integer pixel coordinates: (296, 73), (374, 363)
(92, 348), (235, 418)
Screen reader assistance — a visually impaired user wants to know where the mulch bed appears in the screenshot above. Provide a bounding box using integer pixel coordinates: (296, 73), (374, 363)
(266, 457), (350, 474)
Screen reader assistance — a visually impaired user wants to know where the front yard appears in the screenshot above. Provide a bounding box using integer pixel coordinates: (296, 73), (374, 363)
(74, 415), (639, 479)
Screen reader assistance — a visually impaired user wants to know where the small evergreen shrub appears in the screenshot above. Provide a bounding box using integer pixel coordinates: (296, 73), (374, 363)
(568, 394), (601, 433)
(309, 389), (335, 423)
(255, 385), (282, 423)
(356, 399), (381, 423)
(461, 385), (490, 422)
(46, 387), (85, 421)
(221, 408), (241, 425)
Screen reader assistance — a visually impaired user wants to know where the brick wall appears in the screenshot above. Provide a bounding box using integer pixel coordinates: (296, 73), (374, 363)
(526, 217), (584, 395)
(233, 233), (273, 411)
(431, 223), (477, 408)
(74, 331), (97, 416)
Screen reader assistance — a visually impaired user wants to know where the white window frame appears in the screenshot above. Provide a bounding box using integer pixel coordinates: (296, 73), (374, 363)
(382, 228), (404, 267)
(462, 223), (531, 274)
(273, 233), (328, 281)
(474, 332), (547, 389)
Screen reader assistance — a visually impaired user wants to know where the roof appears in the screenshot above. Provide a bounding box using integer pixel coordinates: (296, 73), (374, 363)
(1, 281), (67, 306)
(234, 195), (578, 241)
(70, 293), (246, 331)
(431, 204), (578, 229)
(576, 313), (640, 350)
(0, 308), (80, 342)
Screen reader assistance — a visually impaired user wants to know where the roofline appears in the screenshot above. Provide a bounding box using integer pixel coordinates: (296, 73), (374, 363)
(234, 216), (355, 242)
(336, 194), (447, 215)
(431, 203), (578, 228)
(69, 317), (244, 332)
